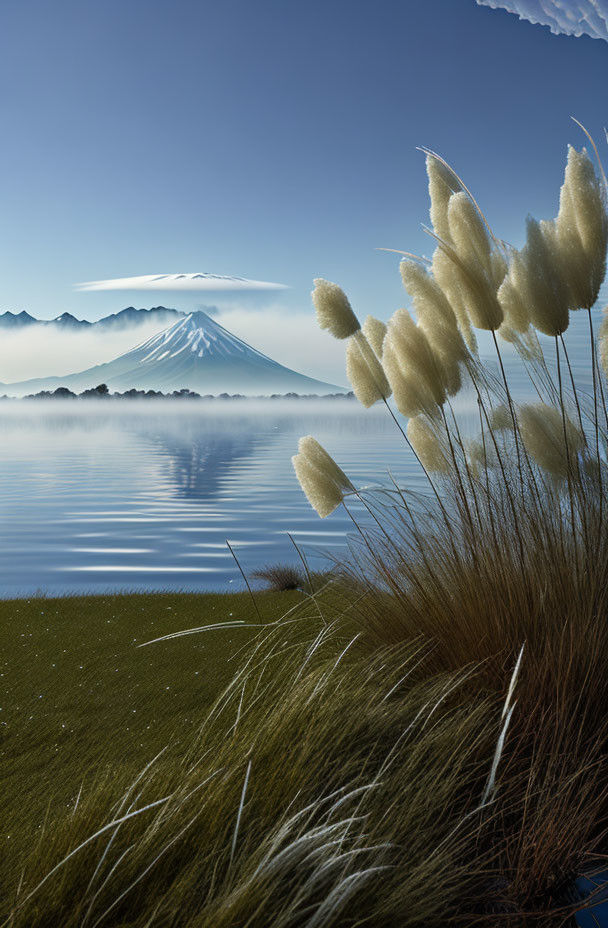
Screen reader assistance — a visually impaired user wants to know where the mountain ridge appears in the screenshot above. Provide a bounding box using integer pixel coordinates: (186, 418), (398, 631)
(0, 310), (345, 397)
(0, 306), (186, 331)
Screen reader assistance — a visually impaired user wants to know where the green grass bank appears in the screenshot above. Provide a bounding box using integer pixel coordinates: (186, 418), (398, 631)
(0, 590), (300, 894)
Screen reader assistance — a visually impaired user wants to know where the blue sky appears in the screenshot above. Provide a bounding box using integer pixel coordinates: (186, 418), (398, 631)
(0, 0), (606, 376)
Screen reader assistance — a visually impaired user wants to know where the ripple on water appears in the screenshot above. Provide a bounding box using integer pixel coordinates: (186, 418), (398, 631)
(0, 401), (422, 596)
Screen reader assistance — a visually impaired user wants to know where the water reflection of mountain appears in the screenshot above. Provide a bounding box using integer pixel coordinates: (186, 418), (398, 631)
(129, 406), (396, 504)
(134, 419), (273, 502)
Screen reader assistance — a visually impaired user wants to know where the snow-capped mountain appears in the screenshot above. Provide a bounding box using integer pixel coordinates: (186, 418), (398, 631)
(0, 310), (345, 396)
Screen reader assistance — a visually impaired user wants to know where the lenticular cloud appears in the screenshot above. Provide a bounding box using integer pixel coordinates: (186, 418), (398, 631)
(75, 272), (289, 292)
(476, 0), (608, 41)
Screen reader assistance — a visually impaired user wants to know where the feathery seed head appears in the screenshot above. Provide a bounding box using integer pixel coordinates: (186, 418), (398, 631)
(432, 247), (478, 352)
(518, 403), (583, 479)
(346, 331), (392, 408)
(407, 416), (450, 474)
(400, 259), (468, 396)
(490, 250), (508, 289)
(559, 147), (607, 254)
(555, 146), (608, 309)
(382, 338), (437, 419)
(312, 279), (360, 340)
(400, 259), (464, 345)
(440, 203), (504, 332)
(490, 404), (515, 431)
(447, 192), (493, 272)
(426, 154), (462, 242)
(362, 315), (387, 359)
(292, 454), (345, 519)
(293, 436), (353, 518)
(497, 274), (530, 335)
(386, 308), (447, 408)
(511, 220), (570, 337)
(297, 436), (353, 491)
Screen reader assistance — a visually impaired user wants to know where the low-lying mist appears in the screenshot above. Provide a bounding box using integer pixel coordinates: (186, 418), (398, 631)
(0, 320), (170, 383)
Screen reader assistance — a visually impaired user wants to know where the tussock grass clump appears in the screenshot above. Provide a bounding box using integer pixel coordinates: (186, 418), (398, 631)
(251, 563), (332, 592)
(251, 562), (305, 590)
(291, 125), (608, 918)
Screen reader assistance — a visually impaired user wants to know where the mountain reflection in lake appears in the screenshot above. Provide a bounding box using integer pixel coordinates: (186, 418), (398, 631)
(0, 400), (427, 597)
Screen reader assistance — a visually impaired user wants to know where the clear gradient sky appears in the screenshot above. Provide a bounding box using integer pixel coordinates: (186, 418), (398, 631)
(0, 0), (606, 329)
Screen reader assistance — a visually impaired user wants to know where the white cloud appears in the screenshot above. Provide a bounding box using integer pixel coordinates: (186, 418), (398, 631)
(477, 0), (608, 40)
(75, 272), (289, 292)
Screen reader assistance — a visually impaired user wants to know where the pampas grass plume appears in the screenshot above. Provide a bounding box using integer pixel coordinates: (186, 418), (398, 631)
(293, 437), (353, 518)
(298, 436), (353, 490)
(447, 191), (492, 271)
(406, 415), (449, 474)
(426, 153), (462, 241)
(382, 341), (434, 419)
(490, 404), (514, 431)
(400, 259), (468, 395)
(362, 315), (387, 358)
(518, 403), (583, 479)
(312, 279), (361, 340)
(497, 274), (530, 336)
(442, 195), (504, 332)
(510, 220), (570, 337)
(292, 454), (344, 518)
(346, 331), (392, 408)
(385, 308), (447, 409)
(432, 247), (478, 352)
(555, 146), (608, 310)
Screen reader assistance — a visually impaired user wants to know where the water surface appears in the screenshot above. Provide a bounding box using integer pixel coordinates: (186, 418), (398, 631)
(0, 399), (425, 597)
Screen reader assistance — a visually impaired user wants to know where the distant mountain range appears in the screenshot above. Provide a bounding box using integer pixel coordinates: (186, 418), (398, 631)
(0, 310), (346, 397)
(0, 306), (185, 331)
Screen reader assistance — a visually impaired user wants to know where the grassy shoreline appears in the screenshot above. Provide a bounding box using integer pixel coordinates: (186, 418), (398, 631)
(2, 587), (500, 927)
(0, 590), (301, 896)
(2, 580), (606, 925)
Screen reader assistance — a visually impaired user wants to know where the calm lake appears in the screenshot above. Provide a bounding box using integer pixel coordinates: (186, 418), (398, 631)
(0, 399), (430, 598)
